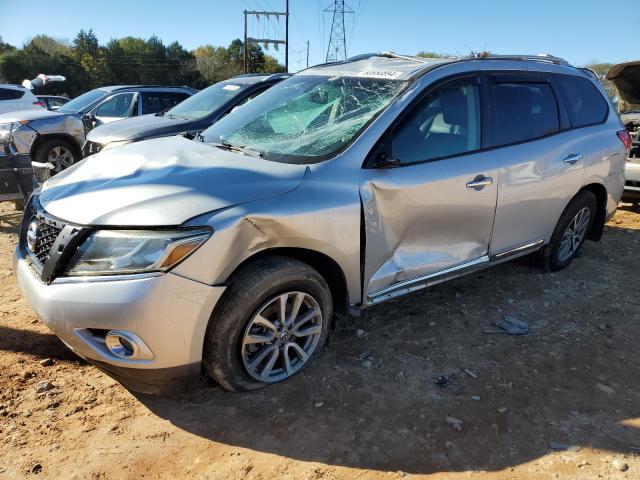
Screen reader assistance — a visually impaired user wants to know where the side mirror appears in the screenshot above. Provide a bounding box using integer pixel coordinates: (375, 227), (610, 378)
(372, 151), (400, 169)
(82, 113), (97, 133)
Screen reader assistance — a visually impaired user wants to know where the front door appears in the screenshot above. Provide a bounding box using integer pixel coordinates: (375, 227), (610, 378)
(92, 92), (138, 126)
(361, 74), (498, 304)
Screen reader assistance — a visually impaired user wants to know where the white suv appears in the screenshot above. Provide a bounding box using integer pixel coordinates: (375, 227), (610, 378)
(0, 85), (44, 114)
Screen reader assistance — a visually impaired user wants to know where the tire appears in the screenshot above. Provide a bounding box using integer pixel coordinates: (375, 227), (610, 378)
(203, 256), (333, 392)
(34, 138), (78, 176)
(537, 190), (597, 272)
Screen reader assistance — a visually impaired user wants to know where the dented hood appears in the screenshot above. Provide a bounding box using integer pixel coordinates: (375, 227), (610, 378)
(0, 108), (62, 123)
(607, 61), (640, 111)
(39, 136), (306, 226)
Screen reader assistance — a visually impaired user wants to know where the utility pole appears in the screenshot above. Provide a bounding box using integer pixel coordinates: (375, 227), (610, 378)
(244, 10), (248, 74)
(243, 4), (289, 74)
(285, 0), (289, 72)
(325, 0), (353, 63)
(306, 40), (310, 68)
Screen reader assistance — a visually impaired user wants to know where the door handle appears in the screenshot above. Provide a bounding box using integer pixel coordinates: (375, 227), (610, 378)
(466, 175), (493, 190)
(562, 153), (583, 165)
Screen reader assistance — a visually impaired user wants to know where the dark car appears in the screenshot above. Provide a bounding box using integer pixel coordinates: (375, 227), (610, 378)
(37, 95), (70, 111)
(83, 74), (289, 156)
(0, 85), (196, 181)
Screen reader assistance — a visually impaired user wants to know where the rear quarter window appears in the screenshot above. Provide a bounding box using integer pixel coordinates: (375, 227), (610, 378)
(555, 74), (608, 128)
(491, 82), (560, 146)
(0, 88), (25, 101)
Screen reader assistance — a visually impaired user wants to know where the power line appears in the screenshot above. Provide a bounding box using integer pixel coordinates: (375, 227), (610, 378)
(325, 0), (354, 63)
(243, 1), (290, 72)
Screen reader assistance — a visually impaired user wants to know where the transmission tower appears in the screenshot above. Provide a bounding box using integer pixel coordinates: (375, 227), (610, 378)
(325, 0), (354, 63)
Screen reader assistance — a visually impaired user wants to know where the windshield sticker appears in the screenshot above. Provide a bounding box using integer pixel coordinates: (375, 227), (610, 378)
(223, 85), (241, 91)
(357, 71), (403, 79)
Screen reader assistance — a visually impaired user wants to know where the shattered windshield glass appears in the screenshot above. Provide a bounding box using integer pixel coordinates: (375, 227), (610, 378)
(202, 75), (408, 163)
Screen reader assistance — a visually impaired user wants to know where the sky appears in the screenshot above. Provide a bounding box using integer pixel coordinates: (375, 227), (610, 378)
(1, 0), (639, 71)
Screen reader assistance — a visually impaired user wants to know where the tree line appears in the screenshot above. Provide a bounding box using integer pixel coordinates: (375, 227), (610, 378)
(0, 30), (285, 97)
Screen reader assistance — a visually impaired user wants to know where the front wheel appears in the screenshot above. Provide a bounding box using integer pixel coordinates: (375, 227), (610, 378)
(537, 190), (597, 271)
(203, 257), (332, 391)
(34, 139), (78, 176)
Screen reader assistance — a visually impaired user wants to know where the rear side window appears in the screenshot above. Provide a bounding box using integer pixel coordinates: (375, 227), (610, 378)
(491, 82), (559, 146)
(141, 92), (190, 114)
(0, 88), (25, 101)
(555, 74), (608, 128)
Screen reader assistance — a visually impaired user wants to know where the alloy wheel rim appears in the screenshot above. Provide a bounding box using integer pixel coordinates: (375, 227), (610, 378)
(558, 206), (591, 263)
(241, 291), (323, 383)
(47, 146), (74, 173)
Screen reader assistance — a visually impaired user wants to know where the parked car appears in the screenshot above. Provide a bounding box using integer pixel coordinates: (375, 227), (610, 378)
(14, 53), (627, 394)
(0, 85), (196, 180)
(606, 60), (640, 200)
(37, 95), (70, 111)
(84, 74), (290, 157)
(0, 84), (45, 114)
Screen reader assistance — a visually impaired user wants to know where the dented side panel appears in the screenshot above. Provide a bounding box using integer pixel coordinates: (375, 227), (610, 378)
(174, 160), (363, 304)
(360, 152), (498, 300)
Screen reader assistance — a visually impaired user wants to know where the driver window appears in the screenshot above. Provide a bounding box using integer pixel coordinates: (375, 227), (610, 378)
(95, 93), (136, 118)
(392, 78), (481, 164)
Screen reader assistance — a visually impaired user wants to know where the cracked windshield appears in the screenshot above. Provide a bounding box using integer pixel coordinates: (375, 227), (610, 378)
(202, 75), (408, 163)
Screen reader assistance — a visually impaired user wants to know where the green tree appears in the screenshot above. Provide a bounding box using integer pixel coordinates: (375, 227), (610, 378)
(585, 62), (616, 99)
(0, 36), (17, 82)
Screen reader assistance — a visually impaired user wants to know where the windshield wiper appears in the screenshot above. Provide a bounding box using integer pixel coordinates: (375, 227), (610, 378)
(212, 141), (264, 158)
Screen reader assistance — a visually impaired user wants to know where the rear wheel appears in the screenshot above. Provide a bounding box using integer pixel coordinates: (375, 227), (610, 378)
(203, 256), (332, 391)
(537, 190), (597, 271)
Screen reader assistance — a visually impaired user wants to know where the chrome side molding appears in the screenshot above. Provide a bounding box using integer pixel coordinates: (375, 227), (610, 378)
(367, 239), (545, 305)
(367, 255), (490, 304)
(491, 239), (544, 261)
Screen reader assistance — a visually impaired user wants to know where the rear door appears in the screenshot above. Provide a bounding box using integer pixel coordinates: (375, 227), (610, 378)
(362, 74), (499, 303)
(140, 91), (190, 115)
(487, 72), (587, 255)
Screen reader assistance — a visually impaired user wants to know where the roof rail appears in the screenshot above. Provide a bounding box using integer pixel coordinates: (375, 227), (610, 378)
(379, 51), (431, 64)
(231, 73), (264, 78)
(472, 52), (571, 66)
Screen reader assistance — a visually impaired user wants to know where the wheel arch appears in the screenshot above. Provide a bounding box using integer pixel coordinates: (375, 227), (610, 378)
(579, 183), (608, 241)
(226, 247), (350, 318)
(30, 133), (82, 160)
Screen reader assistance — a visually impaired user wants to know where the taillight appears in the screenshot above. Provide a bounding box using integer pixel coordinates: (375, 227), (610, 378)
(617, 130), (632, 149)
(33, 101), (46, 108)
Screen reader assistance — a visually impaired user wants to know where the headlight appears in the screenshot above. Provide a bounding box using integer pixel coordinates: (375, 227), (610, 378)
(0, 122), (22, 142)
(65, 228), (212, 276)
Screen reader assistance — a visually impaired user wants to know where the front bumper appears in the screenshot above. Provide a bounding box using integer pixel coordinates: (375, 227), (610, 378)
(623, 159), (640, 200)
(14, 249), (226, 393)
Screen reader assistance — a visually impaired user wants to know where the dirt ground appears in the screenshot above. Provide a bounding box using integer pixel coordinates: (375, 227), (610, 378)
(0, 201), (639, 480)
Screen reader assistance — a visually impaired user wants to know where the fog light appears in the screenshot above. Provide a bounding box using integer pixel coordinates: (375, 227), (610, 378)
(105, 331), (140, 359)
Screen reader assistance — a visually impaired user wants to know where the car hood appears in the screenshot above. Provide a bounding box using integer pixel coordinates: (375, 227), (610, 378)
(86, 114), (193, 145)
(0, 108), (62, 123)
(607, 61), (640, 111)
(39, 136), (307, 226)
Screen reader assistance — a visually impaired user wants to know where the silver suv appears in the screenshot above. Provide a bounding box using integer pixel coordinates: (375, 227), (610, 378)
(14, 53), (627, 393)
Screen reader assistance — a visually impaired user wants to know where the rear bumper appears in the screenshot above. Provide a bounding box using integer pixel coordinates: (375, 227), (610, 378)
(623, 159), (640, 199)
(14, 248), (226, 393)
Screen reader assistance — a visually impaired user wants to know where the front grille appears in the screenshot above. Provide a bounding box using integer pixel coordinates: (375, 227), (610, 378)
(32, 217), (63, 264)
(24, 206), (67, 270)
